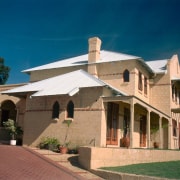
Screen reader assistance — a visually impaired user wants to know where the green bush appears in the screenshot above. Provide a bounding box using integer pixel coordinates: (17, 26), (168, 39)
(39, 137), (60, 150)
(3, 119), (23, 140)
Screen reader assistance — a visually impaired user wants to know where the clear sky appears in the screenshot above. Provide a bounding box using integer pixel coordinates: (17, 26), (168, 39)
(1, 0), (180, 84)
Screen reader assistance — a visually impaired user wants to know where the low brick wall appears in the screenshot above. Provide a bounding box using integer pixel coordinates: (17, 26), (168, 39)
(78, 146), (180, 170)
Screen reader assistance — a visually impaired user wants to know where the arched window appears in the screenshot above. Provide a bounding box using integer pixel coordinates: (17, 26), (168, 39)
(67, 101), (74, 118)
(123, 69), (129, 82)
(52, 101), (60, 119)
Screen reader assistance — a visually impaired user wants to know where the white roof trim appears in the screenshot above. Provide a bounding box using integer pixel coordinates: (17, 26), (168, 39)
(68, 87), (79, 96)
(171, 76), (180, 81)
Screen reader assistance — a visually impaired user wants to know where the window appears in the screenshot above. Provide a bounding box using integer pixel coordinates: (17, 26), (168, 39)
(138, 71), (143, 91)
(172, 119), (177, 137)
(175, 87), (177, 102)
(123, 69), (129, 82)
(144, 77), (147, 95)
(172, 85), (175, 100)
(52, 101), (60, 119)
(67, 101), (74, 118)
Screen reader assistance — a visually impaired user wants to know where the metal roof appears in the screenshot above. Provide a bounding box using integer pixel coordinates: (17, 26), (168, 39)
(146, 59), (168, 74)
(22, 50), (140, 73)
(2, 69), (126, 97)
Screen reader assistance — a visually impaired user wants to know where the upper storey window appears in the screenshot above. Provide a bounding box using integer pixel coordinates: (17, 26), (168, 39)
(123, 69), (129, 82)
(144, 77), (148, 95)
(172, 84), (180, 104)
(138, 71), (143, 91)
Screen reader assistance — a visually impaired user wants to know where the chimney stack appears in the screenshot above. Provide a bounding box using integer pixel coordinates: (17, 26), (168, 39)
(88, 37), (102, 76)
(88, 37), (101, 63)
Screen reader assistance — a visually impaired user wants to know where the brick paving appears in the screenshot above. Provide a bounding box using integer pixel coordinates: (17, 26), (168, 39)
(0, 145), (99, 180)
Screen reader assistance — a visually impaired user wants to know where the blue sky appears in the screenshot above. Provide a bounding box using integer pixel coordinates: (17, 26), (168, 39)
(1, 0), (180, 84)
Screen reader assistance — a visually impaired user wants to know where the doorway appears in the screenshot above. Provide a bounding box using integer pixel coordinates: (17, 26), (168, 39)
(0, 100), (17, 126)
(140, 115), (147, 147)
(106, 102), (119, 145)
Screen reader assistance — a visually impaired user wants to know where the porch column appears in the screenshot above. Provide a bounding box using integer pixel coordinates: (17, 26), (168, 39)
(159, 116), (162, 148)
(130, 100), (134, 148)
(147, 110), (151, 148)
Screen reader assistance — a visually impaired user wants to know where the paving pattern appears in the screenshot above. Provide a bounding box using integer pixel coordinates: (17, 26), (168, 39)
(0, 145), (103, 180)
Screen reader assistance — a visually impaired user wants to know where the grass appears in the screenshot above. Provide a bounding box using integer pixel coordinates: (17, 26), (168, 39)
(100, 161), (180, 179)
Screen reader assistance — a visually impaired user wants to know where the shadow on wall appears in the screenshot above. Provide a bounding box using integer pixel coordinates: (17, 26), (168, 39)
(23, 88), (103, 147)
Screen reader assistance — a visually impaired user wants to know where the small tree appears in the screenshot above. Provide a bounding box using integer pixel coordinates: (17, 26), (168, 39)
(3, 119), (23, 140)
(0, 57), (10, 85)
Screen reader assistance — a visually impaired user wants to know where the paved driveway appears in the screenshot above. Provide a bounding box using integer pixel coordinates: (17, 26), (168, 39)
(0, 145), (86, 180)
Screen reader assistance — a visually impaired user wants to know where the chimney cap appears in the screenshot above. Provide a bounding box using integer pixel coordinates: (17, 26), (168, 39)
(88, 37), (101, 43)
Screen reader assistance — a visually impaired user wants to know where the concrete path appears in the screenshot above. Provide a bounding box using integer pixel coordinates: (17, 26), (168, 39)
(30, 147), (103, 180)
(0, 145), (103, 180)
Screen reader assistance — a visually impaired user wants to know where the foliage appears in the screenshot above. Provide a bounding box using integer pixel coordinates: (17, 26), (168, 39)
(3, 119), (23, 140)
(60, 141), (70, 148)
(0, 57), (10, 85)
(100, 161), (180, 179)
(150, 125), (159, 134)
(39, 136), (60, 150)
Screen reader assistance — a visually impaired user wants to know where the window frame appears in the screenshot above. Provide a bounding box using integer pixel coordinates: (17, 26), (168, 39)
(144, 77), (148, 95)
(52, 101), (60, 119)
(138, 71), (143, 91)
(67, 100), (74, 119)
(123, 69), (130, 82)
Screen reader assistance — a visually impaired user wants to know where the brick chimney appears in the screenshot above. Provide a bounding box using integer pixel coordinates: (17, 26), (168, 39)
(88, 37), (102, 76)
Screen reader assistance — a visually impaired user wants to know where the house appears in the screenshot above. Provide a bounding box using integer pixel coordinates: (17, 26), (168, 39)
(0, 37), (179, 149)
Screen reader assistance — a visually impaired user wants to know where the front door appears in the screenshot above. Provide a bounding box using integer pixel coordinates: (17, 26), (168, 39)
(106, 102), (119, 145)
(140, 115), (147, 147)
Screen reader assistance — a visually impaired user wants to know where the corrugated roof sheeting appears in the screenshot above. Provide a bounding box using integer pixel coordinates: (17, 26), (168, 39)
(22, 50), (140, 73)
(146, 59), (168, 74)
(2, 70), (126, 97)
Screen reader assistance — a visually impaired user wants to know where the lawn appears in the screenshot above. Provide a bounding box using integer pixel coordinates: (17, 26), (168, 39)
(100, 161), (180, 179)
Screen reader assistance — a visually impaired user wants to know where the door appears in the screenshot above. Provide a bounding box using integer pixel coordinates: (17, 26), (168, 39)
(140, 115), (147, 147)
(106, 102), (119, 145)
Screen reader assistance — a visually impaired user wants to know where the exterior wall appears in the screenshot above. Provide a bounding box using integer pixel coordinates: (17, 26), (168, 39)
(98, 60), (150, 104)
(23, 87), (105, 147)
(79, 146), (180, 170)
(29, 65), (87, 82)
(0, 84), (26, 127)
(170, 55), (180, 109)
(149, 73), (171, 115)
(150, 55), (180, 115)
(0, 84), (26, 141)
(133, 61), (151, 103)
(98, 61), (136, 96)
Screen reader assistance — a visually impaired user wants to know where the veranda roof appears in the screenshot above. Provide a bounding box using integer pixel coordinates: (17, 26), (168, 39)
(2, 69), (126, 97)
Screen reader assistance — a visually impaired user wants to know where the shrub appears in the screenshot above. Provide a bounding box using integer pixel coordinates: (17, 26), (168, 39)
(39, 137), (60, 150)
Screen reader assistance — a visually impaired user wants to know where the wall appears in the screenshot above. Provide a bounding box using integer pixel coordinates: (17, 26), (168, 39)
(29, 65), (87, 82)
(23, 87), (105, 147)
(79, 146), (180, 170)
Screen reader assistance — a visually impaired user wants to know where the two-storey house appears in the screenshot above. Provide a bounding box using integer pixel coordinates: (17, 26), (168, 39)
(0, 37), (179, 149)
